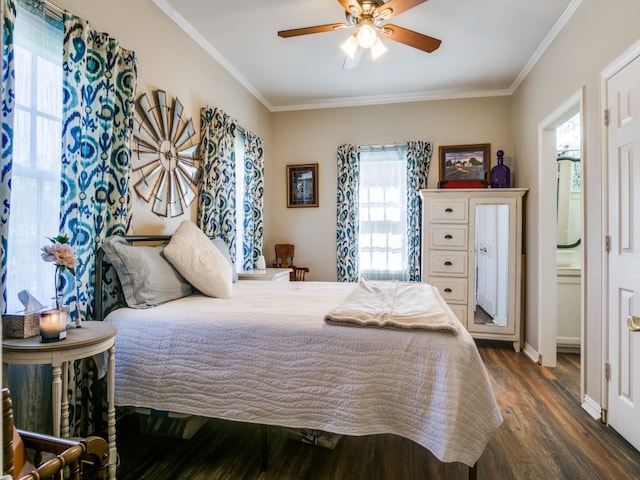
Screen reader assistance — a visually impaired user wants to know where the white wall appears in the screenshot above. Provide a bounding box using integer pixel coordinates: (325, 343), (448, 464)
(55, 0), (273, 236)
(270, 97), (511, 280)
(511, 0), (640, 404)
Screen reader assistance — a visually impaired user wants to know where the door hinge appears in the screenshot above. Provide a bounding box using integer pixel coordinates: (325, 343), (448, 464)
(605, 362), (611, 381)
(605, 235), (611, 253)
(604, 108), (610, 126)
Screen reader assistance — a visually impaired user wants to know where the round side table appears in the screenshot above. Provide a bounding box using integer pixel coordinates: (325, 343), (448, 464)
(3, 321), (117, 479)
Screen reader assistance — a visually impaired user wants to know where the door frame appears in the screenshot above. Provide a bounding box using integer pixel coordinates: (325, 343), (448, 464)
(600, 38), (640, 416)
(537, 89), (585, 373)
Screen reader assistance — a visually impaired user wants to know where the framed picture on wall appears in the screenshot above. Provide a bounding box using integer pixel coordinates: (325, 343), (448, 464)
(287, 163), (319, 207)
(438, 144), (490, 188)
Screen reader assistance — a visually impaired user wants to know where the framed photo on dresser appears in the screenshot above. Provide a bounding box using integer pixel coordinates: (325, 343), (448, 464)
(438, 144), (490, 188)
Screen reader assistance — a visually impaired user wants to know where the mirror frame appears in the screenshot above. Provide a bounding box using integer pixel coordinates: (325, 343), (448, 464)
(468, 197), (519, 336)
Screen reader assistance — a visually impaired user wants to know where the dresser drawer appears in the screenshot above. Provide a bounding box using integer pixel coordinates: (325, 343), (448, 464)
(428, 251), (468, 277)
(429, 277), (467, 304)
(429, 225), (468, 249)
(447, 304), (467, 324)
(429, 199), (468, 223)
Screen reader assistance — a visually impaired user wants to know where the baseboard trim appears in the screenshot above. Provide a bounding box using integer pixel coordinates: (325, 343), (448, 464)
(557, 335), (580, 354)
(557, 344), (580, 354)
(523, 342), (540, 364)
(582, 395), (602, 421)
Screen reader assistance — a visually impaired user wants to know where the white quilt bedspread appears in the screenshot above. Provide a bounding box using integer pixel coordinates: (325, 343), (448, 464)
(106, 280), (502, 466)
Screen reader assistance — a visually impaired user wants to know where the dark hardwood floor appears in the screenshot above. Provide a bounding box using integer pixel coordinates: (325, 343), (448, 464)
(107, 341), (640, 479)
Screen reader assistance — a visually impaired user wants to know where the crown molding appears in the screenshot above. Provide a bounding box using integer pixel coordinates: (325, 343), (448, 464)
(509, 0), (583, 94)
(152, 0), (275, 111)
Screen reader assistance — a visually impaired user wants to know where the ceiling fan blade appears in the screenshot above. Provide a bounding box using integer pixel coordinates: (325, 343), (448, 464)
(376, 0), (429, 20)
(278, 23), (350, 38)
(337, 0), (362, 17)
(379, 24), (441, 53)
(343, 47), (364, 69)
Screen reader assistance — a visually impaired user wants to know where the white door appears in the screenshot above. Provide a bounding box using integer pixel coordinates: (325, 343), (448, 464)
(607, 53), (640, 450)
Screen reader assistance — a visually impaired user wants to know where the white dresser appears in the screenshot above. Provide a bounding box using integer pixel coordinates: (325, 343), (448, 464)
(420, 188), (527, 351)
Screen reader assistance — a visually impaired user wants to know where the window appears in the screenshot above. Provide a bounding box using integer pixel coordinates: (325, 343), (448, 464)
(358, 144), (409, 281)
(5, 6), (63, 312)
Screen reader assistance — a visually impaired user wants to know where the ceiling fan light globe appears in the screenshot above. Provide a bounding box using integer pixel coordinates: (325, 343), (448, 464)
(370, 37), (387, 60)
(340, 35), (360, 59)
(357, 23), (377, 49)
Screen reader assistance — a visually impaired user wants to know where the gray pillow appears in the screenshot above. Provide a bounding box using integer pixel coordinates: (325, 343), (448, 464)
(102, 235), (193, 308)
(211, 237), (238, 283)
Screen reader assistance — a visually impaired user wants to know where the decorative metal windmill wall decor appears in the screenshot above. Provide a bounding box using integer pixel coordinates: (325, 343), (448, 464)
(131, 90), (201, 217)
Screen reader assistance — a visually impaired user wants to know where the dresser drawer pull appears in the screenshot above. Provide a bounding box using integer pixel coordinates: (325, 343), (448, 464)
(445, 208), (453, 213)
(444, 261), (452, 266)
(444, 288), (453, 293)
(444, 234), (453, 239)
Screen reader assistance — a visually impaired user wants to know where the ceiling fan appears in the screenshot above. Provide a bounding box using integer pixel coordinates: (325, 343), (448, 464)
(277, 0), (441, 69)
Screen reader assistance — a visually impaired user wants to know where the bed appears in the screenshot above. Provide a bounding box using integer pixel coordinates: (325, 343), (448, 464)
(96, 231), (502, 476)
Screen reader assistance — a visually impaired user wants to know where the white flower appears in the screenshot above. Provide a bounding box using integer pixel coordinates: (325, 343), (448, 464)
(41, 235), (79, 274)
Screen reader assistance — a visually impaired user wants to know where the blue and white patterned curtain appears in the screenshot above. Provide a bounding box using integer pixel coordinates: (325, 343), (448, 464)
(61, 12), (137, 437)
(242, 131), (264, 271)
(197, 107), (238, 254)
(0, 0), (16, 313)
(197, 106), (265, 270)
(61, 12), (137, 323)
(336, 144), (359, 282)
(406, 141), (432, 281)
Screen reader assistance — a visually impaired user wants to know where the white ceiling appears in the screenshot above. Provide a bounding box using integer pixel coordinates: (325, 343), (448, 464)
(153, 0), (579, 112)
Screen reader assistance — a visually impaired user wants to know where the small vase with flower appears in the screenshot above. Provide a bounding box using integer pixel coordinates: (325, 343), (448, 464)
(41, 234), (81, 328)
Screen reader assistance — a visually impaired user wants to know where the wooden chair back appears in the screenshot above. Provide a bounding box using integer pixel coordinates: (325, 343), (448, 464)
(2, 387), (110, 480)
(3, 388), (15, 478)
(274, 243), (310, 281)
(274, 244), (295, 268)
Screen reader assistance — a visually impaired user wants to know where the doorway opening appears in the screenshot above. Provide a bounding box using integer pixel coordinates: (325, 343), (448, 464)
(555, 112), (582, 354)
(537, 89), (585, 403)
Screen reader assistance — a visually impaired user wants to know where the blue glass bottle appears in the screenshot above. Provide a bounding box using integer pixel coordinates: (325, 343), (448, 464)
(491, 150), (511, 188)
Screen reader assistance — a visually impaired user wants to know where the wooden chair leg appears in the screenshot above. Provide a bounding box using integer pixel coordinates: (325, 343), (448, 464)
(469, 461), (478, 480)
(260, 424), (268, 472)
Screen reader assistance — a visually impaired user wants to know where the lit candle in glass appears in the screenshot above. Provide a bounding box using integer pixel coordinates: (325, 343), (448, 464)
(39, 309), (66, 343)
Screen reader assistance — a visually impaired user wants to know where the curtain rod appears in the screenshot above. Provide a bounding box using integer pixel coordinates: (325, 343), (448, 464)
(45, 0), (63, 17)
(21, 0), (64, 20)
(359, 143), (406, 150)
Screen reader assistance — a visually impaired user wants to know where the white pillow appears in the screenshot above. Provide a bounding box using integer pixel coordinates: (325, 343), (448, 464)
(101, 235), (192, 308)
(164, 220), (233, 299)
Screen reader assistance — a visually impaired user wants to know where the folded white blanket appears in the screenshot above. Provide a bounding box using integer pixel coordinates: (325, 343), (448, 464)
(324, 278), (460, 335)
